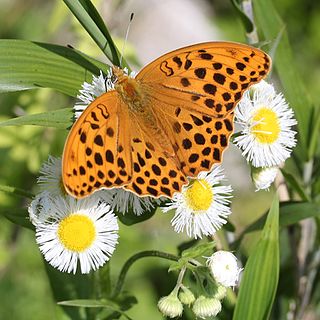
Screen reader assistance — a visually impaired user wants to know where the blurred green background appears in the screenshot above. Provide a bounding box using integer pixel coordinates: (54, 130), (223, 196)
(0, 0), (319, 319)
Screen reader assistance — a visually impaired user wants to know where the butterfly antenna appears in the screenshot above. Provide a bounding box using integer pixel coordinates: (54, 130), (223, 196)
(120, 12), (134, 68)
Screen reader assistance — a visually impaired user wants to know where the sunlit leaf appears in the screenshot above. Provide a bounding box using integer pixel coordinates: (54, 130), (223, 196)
(0, 108), (73, 129)
(0, 40), (108, 96)
(233, 195), (279, 319)
(62, 0), (130, 70)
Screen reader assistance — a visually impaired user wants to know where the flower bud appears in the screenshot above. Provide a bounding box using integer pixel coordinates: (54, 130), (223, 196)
(207, 251), (241, 287)
(213, 284), (227, 300)
(252, 166), (278, 191)
(158, 292), (183, 318)
(192, 295), (222, 318)
(178, 286), (195, 305)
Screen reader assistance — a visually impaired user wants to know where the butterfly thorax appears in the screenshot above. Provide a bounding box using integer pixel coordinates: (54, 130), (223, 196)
(113, 66), (175, 156)
(113, 66), (144, 112)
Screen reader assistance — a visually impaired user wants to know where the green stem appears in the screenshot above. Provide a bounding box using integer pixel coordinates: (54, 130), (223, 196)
(111, 250), (179, 298)
(173, 266), (187, 293)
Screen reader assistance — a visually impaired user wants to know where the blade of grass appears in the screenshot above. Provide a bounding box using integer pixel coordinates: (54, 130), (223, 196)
(0, 184), (34, 199)
(233, 194), (279, 319)
(0, 208), (34, 230)
(0, 40), (108, 96)
(232, 202), (319, 249)
(63, 0), (130, 70)
(0, 108), (73, 129)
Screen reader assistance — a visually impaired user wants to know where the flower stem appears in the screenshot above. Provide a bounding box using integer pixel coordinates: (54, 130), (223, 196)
(111, 250), (179, 298)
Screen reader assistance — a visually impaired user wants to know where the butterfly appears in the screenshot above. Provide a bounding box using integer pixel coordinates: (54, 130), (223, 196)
(62, 41), (271, 199)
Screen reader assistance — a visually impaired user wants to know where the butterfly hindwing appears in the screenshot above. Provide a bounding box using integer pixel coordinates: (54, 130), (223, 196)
(62, 92), (132, 198)
(120, 113), (187, 198)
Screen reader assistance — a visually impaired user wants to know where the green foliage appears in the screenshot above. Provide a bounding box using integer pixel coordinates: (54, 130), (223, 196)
(62, 0), (129, 70)
(116, 206), (158, 226)
(254, 0), (315, 160)
(0, 40), (107, 96)
(0, 207), (34, 230)
(169, 241), (215, 272)
(233, 195), (280, 320)
(0, 108), (73, 129)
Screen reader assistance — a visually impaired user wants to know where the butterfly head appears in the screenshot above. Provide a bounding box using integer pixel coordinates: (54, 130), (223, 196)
(112, 66), (128, 85)
(112, 66), (140, 104)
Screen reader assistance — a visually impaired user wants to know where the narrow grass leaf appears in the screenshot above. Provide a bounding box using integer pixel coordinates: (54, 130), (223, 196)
(0, 40), (107, 96)
(63, 0), (130, 70)
(0, 108), (73, 129)
(240, 202), (319, 237)
(0, 184), (34, 199)
(281, 170), (310, 201)
(0, 208), (34, 230)
(233, 194), (279, 320)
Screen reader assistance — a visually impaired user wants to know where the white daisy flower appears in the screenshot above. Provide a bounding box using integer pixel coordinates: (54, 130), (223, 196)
(74, 68), (136, 119)
(74, 71), (107, 119)
(162, 166), (232, 239)
(99, 188), (163, 216)
(207, 251), (242, 287)
(234, 80), (297, 167)
(37, 156), (65, 197)
(29, 193), (119, 274)
(252, 166), (278, 191)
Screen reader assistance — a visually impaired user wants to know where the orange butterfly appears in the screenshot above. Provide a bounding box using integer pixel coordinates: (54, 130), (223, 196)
(62, 41), (271, 199)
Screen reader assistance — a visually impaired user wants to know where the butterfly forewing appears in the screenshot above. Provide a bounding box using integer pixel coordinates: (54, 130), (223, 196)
(62, 92), (132, 198)
(137, 42), (271, 118)
(147, 97), (235, 178)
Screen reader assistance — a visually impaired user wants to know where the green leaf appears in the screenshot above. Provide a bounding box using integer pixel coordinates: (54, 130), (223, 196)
(224, 220), (236, 232)
(58, 299), (118, 308)
(233, 195), (279, 320)
(253, 0), (313, 159)
(307, 106), (320, 159)
(230, 0), (254, 33)
(44, 263), (95, 320)
(168, 258), (189, 273)
(181, 241), (215, 259)
(0, 184), (34, 199)
(116, 206), (158, 226)
(281, 170), (310, 201)
(0, 39), (108, 96)
(240, 202), (319, 236)
(58, 299), (134, 320)
(115, 293), (138, 312)
(0, 108), (73, 129)
(63, 0), (130, 70)
(177, 239), (199, 255)
(0, 207), (34, 230)
(232, 202), (320, 250)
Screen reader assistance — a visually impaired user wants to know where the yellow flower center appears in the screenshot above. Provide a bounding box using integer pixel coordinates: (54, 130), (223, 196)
(251, 108), (280, 144)
(185, 179), (213, 212)
(57, 214), (96, 252)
